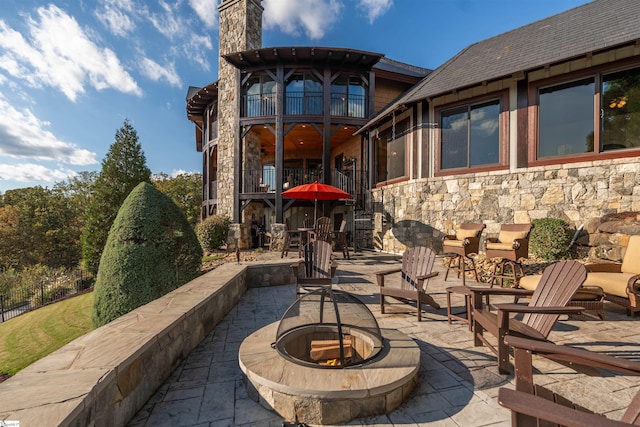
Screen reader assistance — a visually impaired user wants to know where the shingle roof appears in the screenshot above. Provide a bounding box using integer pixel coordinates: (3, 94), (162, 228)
(362, 0), (640, 130)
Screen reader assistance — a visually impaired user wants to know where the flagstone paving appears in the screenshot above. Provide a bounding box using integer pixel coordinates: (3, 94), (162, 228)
(128, 250), (640, 426)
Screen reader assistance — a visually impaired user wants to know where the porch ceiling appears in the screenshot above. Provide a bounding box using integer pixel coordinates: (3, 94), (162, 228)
(251, 124), (358, 155)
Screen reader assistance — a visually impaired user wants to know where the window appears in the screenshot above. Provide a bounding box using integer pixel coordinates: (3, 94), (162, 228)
(286, 73), (322, 115)
(440, 100), (500, 170)
(375, 119), (407, 184)
(538, 78), (594, 158)
(244, 75), (276, 117)
(535, 66), (640, 161)
(601, 67), (640, 151)
(331, 75), (366, 118)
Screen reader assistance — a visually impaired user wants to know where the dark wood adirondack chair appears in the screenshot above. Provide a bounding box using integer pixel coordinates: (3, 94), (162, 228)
(281, 218), (303, 258)
(376, 246), (440, 321)
(469, 260), (587, 374)
(291, 240), (337, 295)
(333, 220), (350, 259)
(499, 335), (640, 426)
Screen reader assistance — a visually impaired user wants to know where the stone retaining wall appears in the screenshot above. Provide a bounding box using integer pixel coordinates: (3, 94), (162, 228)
(373, 157), (640, 258)
(0, 260), (295, 427)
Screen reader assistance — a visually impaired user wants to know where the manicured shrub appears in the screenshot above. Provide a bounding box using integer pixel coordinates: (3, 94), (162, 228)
(92, 182), (202, 327)
(529, 218), (574, 261)
(195, 215), (231, 251)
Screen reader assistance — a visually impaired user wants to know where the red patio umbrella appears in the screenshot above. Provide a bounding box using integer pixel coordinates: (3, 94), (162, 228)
(282, 180), (352, 224)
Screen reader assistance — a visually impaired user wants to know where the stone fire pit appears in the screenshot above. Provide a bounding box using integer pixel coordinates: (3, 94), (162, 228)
(238, 289), (420, 425)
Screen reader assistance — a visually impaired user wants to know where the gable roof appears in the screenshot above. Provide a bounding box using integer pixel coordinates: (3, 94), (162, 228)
(360, 0), (640, 131)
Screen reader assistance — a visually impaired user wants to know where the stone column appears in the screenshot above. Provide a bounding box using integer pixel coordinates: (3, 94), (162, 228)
(217, 0), (263, 220)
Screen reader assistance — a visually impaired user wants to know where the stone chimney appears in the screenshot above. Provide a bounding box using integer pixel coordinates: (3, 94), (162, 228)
(216, 0), (263, 220)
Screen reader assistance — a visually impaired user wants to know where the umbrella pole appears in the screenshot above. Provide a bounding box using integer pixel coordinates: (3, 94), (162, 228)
(314, 197), (317, 225)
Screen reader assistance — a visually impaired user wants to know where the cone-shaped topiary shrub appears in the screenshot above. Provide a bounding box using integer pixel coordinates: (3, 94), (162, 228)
(529, 218), (574, 261)
(92, 182), (203, 327)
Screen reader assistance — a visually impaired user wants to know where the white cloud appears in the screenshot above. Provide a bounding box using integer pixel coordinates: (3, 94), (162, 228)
(357, 0), (393, 24)
(139, 57), (182, 87)
(147, 0), (183, 40)
(95, 2), (136, 37)
(0, 163), (75, 183)
(0, 5), (141, 101)
(263, 0), (343, 39)
(0, 96), (97, 166)
(189, 0), (218, 28)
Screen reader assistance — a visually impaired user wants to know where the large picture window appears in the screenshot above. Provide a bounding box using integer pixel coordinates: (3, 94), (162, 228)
(602, 67), (640, 151)
(535, 66), (640, 160)
(375, 119), (407, 184)
(440, 100), (500, 170)
(538, 78), (594, 157)
(285, 73), (322, 115)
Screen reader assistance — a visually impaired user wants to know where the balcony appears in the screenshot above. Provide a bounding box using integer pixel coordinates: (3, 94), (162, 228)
(241, 93), (366, 118)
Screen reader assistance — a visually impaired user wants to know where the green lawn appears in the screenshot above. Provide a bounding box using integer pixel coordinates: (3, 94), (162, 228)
(0, 292), (94, 375)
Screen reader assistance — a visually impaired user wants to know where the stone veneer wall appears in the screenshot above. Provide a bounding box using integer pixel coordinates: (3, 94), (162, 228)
(0, 260), (295, 427)
(217, 0), (263, 219)
(373, 157), (640, 254)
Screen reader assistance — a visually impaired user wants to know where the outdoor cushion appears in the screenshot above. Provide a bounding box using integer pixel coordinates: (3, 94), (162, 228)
(456, 229), (478, 240)
(584, 272), (637, 298)
(520, 274), (604, 300)
(485, 242), (514, 251)
(498, 230), (529, 243)
(621, 235), (640, 274)
(443, 240), (465, 248)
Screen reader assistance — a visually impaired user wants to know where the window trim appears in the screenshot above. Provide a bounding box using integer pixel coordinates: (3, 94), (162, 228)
(528, 61), (640, 167)
(434, 91), (509, 177)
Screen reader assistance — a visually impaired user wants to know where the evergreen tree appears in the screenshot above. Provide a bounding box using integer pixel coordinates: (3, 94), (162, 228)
(92, 182), (202, 327)
(81, 120), (151, 274)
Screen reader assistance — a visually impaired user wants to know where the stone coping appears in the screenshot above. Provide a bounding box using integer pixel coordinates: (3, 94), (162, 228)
(0, 259), (295, 427)
(239, 322), (420, 424)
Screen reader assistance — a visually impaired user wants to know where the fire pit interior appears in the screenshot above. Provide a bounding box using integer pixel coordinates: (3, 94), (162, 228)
(273, 288), (383, 367)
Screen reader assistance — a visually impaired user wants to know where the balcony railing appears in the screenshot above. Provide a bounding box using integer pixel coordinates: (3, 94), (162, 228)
(241, 93), (366, 118)
(242, 168), (367, 198)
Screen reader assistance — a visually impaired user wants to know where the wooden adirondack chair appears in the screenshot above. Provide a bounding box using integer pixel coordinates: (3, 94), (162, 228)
(469, 260), (587, 374)
(333, 220), (350, 260)
(314, 216), (333, 243)
(376, 246), (440, 321)
(499, 335), (640, 426)
(291, 240), (337, 295)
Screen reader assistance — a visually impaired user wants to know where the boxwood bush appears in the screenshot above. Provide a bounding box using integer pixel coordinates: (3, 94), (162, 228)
(529, 218), (575, 261)
(195, 215), (231, 251)
(92, 182), (203, 327)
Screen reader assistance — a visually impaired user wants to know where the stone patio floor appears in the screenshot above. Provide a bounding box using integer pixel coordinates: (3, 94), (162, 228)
(128, 250), (640, 427)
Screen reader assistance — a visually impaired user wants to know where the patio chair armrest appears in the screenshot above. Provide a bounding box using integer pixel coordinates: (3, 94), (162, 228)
(628, 273), (640, 293)
(486, 237), (499, 244)
(298, 277), (332, 286)
(586, 262), (622, 273)
(290, 260), (304, 269)
(417, 272), (439, 281)
(443, 234), (456, 241)
(512, 237), (528, 249)
(492, 303), (583, 315)
(467, 287), (533, 297)
(505, 336), (640, 375)
(376, 267), (402, 287)
(498, 388), (629, 427)
(375, 267), (402, 277)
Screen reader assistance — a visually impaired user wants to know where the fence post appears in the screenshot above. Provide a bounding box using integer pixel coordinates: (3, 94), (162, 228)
(40, 282), (45, 308)
(0, 294), (4, 323)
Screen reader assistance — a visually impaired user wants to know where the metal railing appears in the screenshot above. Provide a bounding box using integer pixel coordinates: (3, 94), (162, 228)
(241, 92), (367, 118)
(0, 270), (93, 323)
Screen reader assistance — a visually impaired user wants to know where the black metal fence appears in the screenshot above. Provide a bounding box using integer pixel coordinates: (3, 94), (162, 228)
(0, 270), (93, 323)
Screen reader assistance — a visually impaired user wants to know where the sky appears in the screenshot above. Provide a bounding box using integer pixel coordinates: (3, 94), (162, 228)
(0, 0), (591, 193)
